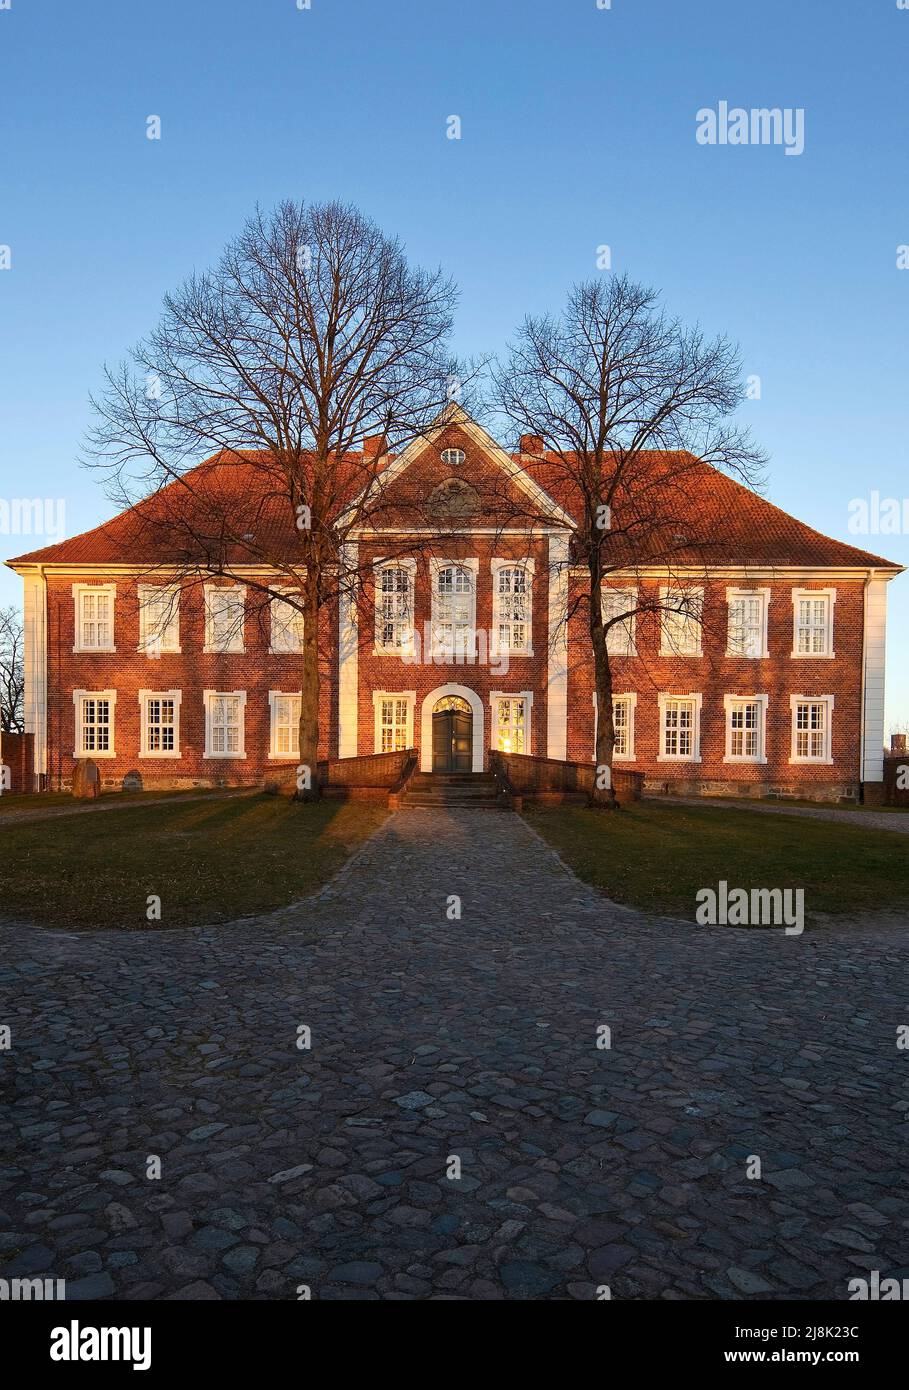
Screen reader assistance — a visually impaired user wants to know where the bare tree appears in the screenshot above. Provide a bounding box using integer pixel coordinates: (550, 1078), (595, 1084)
(493, 275), (765, 805)
(86, 199), (458, 796)
(0, 605), (25, 734)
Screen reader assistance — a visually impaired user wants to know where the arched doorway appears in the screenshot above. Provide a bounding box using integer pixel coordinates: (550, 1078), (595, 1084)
(420, 684), (484, 773)
(432, 695), (472, 772)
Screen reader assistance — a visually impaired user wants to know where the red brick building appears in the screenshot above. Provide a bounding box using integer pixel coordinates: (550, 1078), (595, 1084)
(6, 407), (902, 801)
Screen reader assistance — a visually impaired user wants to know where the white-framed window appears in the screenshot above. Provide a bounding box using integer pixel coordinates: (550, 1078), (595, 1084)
(268, 690), (302, 758)
(431, 558), (478, 660)
(372, 690), (415, 753)
(791, 588), (836, 658)
(270, 592), (305, 654)
(374, 560), (416, 655)
(723, 694), (768, 763)
(601, 586), (637, 656)
(137, 585), (181, 655)
(491, 691), (533, 754)
(203, 689), (247, 758)
(657, 693), (703, 762)
(204, 585), (246, 653)
(790, 694), (834, 764)
(72, 584), (116, 653)
(440, 447), (465, 466)
(591, 690), (637, 760)
(139, 689), (182, 758)
(73, 689), (116, 758)
(726, 588), (770, 659)
(492, 559), (533, 656)
(660, 585), (703, 656)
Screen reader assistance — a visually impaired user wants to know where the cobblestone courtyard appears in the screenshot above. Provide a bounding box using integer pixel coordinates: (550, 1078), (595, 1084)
(2, 807), (907, 1300)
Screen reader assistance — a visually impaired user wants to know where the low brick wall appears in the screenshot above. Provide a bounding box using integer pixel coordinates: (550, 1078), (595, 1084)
(644, 775), (860, 804)
(492, 751), (644, 804)
(882, 755), (909, 807)
(264, 749), (414, 798)
(0, 731), (34, 793)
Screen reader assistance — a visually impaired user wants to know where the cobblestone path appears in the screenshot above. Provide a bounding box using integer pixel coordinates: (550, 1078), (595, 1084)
(2, 808), (907, 1300)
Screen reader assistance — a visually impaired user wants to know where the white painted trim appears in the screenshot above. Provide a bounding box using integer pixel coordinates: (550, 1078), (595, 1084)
(419, 683), (484, 772)
(790, 587), (836, 659)
(591, 689), (637, 761)
(138, 688), (183, 759)
(338, 543), (359, 757)
(73, 688), (117, 759)
(203, 583), (246, 654)
(268, 689), (303, 759)
(657, 692), (703, 763)
(659, 584), (704, 657)
(22, 570), (47, 777)
(722, 693), (769, 764)
(861, 577), (888, 783)
(268, 589), (305, 655)
(601, 584), (638, 656)
(725, 587), (770, 659)
(430, 556), (479, 661)
(72, 582), (117, 653)
(137, 583), (181, 655)
(546, 534), (569, 759)
(489, 689), (534, 755)
(491, 557), (535, 659)
(788, 693), (835, 765)
(373, 556), (417, 657)
(372, 689), (416, 754)
(203, 689), (247, 759)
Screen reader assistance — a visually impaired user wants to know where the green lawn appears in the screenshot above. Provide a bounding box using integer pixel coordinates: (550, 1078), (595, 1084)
(525, 801), (909, 923)
(0, 794), (387, 930)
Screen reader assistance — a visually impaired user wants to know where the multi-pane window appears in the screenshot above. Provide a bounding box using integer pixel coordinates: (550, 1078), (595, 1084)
(138, 586), (180, 655)
(433, 563), (475, 658)
(724, 695), (767, 762)
(205, 691), (246, 758)
(602, 587), (637, 656)
(270, 693), (301, 757)
(659, 695), (701, 760)
(494, 566), (531, 654)
(74, 585), (115, 651)
(376, 566), (413, 652)
(380, 697), (410, 752)
(141, 692), (180, 756)
(270, 595), (305, 654)
(791, 697), (833, 762)
(74, 691), (115, 757)
(495, 696), (527, 754)
(204, 586), (246, 653)
(660, 587), (703, 656)
(612, 696), (631, 757)
(727, 590), (768, 658)
(793, 591), (834, 657)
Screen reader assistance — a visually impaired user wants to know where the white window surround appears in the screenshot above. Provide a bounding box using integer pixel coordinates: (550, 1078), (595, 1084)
(419, 683), (484, 772)
(725, 587), (770, 659)
(723, 693), (768, 764)
(267, 690), (302, 759)
(489, 689), (533, 755)
(657, 692), (703, 763)
(372, 689), (416, 754)
(430, 557), (479, 660)
(72, 583), (117, 653)
(203, 689), (247, 759)
(791, 588), (836, 658)
(491, 558), (534, 658)
(137, 584), (181, 655)
(601, 586), (637, 657)
(591, 690), (637, 761)
(373, 558), (417, 656)
(789, 693), (835, 765)
(73, 688), (117, 759)
(138, 688), (182, 759)
(659, 585), (704, 657)
(203, 584), (246, 654)
(269, 591), (306, 655)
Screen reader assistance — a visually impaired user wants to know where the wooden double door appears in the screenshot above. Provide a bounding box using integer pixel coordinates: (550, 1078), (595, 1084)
(432, 709), (472, 772)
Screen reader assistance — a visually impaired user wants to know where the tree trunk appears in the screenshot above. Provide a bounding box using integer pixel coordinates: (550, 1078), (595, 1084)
(296, 564), (321, 802)
(589, 558), (618, 809)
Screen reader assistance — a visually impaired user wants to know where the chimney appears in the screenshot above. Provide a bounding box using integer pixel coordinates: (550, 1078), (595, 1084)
(519, 434), (544, 456)
(891, 734), (907, 754)
(363, 434), (386, 461)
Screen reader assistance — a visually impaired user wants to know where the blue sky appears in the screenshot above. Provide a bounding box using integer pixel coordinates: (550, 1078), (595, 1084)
(1, 0), (907, 725)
